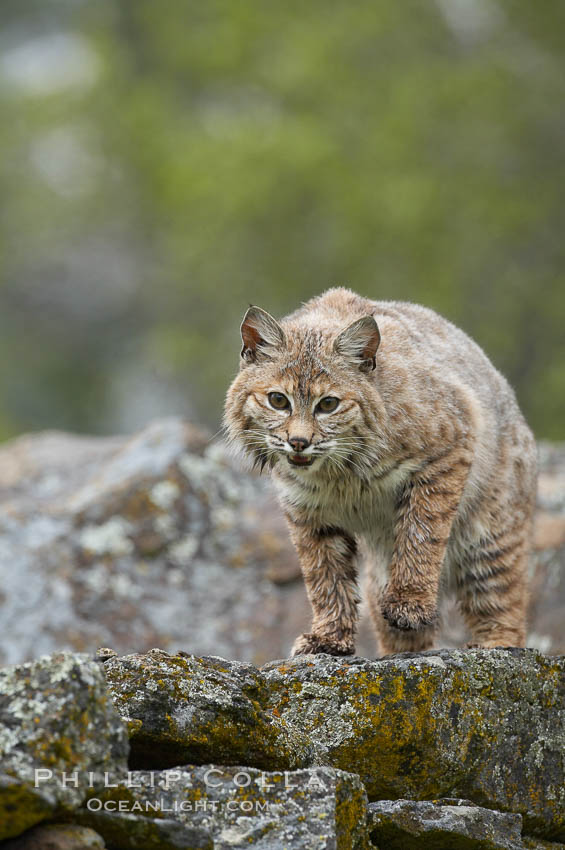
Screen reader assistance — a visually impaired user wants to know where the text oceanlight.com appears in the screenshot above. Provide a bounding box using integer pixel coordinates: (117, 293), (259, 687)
(85, 798), (271, 814)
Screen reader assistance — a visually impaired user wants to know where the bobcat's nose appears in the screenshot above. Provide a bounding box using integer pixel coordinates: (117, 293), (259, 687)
(289, 436), (310, 453)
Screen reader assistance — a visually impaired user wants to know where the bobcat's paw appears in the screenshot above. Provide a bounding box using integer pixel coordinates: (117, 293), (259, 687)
(380, 597), (438, 632)
(291, 632), (355, 657)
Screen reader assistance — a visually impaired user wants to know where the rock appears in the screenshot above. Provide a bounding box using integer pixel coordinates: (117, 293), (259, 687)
(76, 765), (369, 850)
(102, 648), (315, 771)
(367, 799), (523, 849)
(0, 652), (129, 840)
(0, 418), (564, 667)
(0, 418), (305, 666)
(1, 824), (106, 849)
(72, 811), (213, 850)
(101, 646), (564, 840)
(261, 649), (565, 839)
(0, 645), (563, 847)
(0, 778), (53, 845)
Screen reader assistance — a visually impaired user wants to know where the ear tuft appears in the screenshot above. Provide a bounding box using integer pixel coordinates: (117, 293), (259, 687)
(240, 306), (285, 363)
(333, 315), (380, 372)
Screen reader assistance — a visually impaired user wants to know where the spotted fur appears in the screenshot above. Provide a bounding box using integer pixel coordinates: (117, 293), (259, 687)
(224, 288), (537, 656)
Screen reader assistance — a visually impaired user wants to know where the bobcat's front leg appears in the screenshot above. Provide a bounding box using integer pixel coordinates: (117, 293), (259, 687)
(287, 519), (359, 656)
(377, 445), (472, 653)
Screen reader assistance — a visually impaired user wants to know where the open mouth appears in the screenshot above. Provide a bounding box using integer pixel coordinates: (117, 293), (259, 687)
(288, 454), (315, 467)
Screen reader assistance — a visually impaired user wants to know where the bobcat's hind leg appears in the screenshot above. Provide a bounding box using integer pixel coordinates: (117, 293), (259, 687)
(458, 529), (530, 649)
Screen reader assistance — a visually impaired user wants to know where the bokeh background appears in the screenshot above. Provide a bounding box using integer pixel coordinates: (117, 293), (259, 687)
(1, 0), (564, 443)
(0, 1), (564, 668)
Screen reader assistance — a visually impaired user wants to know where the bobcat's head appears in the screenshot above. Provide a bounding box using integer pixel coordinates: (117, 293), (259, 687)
(224, 303), (384, 477)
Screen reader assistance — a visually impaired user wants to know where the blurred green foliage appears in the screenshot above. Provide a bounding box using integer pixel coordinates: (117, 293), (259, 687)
(1, 0), (564, 439)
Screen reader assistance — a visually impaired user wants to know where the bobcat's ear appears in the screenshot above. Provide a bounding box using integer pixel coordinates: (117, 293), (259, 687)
(240, 306), (286, 364)
(334, 315), (380, 372)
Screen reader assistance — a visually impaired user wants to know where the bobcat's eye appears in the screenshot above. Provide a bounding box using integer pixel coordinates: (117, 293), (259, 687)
(317, 396), (340, 414)
(268, 392), (291, 411)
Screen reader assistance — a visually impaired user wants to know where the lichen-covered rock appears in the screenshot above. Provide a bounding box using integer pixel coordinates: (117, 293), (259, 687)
(101, 647), (564, 839)
(102, 649), (316, 771)
(367, 799), (523, 849)
(0, 777), (53, 844)
(0, 652), (129, 840)
(1, 824), (106, 849)
(261, 649), (565, 839)
(76, 765), (369, 850)
(71, 811), (213, 850)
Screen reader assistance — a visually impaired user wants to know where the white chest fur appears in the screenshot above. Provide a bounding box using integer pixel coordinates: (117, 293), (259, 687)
(274, 459), (415, 547)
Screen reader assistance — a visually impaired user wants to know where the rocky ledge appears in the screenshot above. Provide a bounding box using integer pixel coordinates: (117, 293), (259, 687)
(0, 647), (563, 849)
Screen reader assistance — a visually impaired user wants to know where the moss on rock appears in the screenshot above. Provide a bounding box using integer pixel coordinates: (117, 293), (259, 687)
(103, 649), (316, 772)
(3, 645), (562, 846)
(101, 647), (564, 841)
(261, 649), (565, 839)
(367, 798), (523, 849)
(76, 765), (370, 850)
(1, 823), (106, 849)
(0, 776), (54, 842)
(0, 652), (129, 840)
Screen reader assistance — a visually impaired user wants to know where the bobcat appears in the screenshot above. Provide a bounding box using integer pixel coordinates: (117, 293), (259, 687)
(224, 288), (537, 656)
